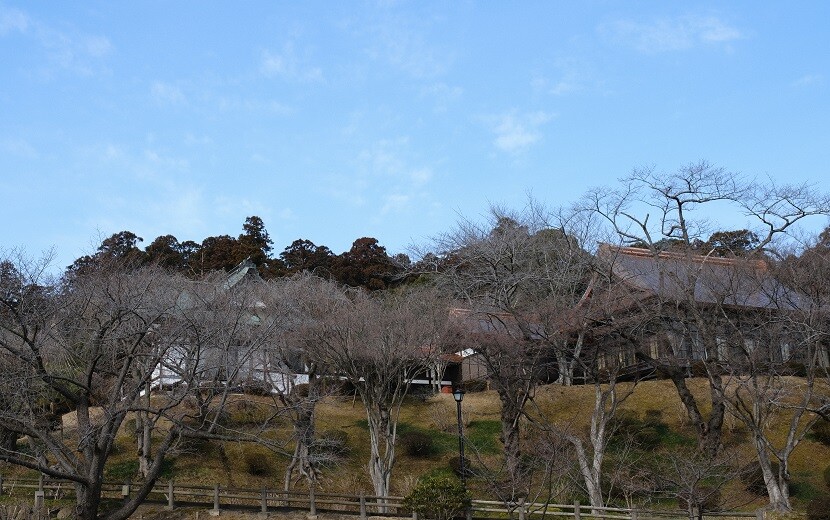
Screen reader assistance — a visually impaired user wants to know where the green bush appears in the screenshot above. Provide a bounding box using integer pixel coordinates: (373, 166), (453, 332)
(811, 420), (830, 446)
(242, 446), (273, 476)
(400, 430), (435, 457)
(447, 455), (473, 478)
(226, 400), (276, 426)
(807, 494), (830, 520)
(740, 460), (779, 496)
(106, 460), (139, 481)
(404, 474), (469, 520)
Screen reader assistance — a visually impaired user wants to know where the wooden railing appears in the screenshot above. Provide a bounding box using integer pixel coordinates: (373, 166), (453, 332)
(0, 476), (763, 520)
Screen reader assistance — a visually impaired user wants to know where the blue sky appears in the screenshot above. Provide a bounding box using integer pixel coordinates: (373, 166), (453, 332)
(1, 1), (828, 269)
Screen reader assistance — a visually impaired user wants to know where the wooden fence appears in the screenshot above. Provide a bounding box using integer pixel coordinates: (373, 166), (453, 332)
(0, 476), (763, 520)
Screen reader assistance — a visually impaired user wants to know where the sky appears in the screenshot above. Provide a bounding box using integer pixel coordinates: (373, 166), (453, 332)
(1, 1), (829, 270)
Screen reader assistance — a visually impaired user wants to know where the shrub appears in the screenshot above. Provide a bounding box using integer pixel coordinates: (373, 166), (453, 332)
(400, 431), (435, 458)
(404, 474), (469, 520)
(242, 446), (273, 476)
(106, 460), (139, 481)
(447, 455), (473, 478)
(227, 400), (276, 426)
(811, 420), (830, 446)
(315, 429), (349, 457)
(740, 460), (779, 496)
(807, 494), (830, 520)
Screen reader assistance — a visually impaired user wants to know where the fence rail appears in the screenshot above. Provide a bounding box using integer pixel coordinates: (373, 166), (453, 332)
(0, 476), (762, 520)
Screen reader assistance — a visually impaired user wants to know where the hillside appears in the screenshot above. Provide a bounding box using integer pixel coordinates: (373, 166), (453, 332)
(4, 379), (829, 512)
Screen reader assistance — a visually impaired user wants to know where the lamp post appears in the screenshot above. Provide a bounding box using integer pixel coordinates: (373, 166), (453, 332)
(452, 388), (466, 487)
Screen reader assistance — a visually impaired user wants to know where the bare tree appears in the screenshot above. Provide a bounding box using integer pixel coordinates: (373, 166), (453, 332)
(266, 274), (336, 491)
(432, 202), (592, 494)
(581, 161), (830, 458)
(708, 253), (830, 512)
(0, 255), (284, 520)
(297, 277), (449, 506)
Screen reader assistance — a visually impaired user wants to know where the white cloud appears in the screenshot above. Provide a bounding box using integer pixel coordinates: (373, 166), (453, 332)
(363, 13), (454, 79)
(381, 194), (410, 214)
(84, 35), (113, 58)
(260, 44), (323, 82)
(489, 111), (553, 154)
(151, 81), (186, 104)
(1, 6), (113, 75)
(410, 168), (432, 186)
(420, 82), (463, 112)
(600, 15), (743, 53)
(792, 74), (823, 87)
(0, 6), (29, 35)
(1, 138), (38, 158)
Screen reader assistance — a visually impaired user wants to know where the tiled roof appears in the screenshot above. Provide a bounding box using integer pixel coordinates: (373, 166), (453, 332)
(597, 245), (804, 311)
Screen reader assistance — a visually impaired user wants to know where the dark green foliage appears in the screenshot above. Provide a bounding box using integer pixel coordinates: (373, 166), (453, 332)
(404, 474), (469, 520)
(447, 455), (473, 478)
(810, 420), (830, 446)
(400, 430), (435, 457)
(226, 400), (276, 426)
(242, 446), (274, 476)
(466, 420), (502, 454)
(740, 460), (779, 495)
(609, 409), (692, 450)
(106, 460), (139, 481)
(807, 494), (830, 520)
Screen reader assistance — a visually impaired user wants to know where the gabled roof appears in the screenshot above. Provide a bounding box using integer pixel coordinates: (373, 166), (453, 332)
(224, 258), (261, 289)
(596, 244), (804, 311)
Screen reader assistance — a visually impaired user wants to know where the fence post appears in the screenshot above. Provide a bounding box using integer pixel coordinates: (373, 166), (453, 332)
(359, 492), (367, 520)
(167, 481), (174, 510)
(630, 508), (638, 520)
(412, 511), (418, 520)
(261, 487), (268, 514)
(210, 483), (220, 516)
(308, 482), (317, 518)
(573, 500), (581, 520)
(518, 498), (525, 520)
(38, 473), (44, 492)
(34, 490), (45, 514)
(756, 509), (765, 520)
(122, 482), (130, 503)
(0, 473), (3, 495)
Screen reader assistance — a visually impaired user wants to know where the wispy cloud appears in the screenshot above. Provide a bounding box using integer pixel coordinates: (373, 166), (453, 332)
(362, 12), (454, 80)
(0, 5), (29, 34)
(488, 111), (553, 154)
(1, 138), (38, 158)
(420, 82), (463, 112)
(151, 81), (186, 104)
(792, 74), (823, 87)
(600, 15), (743, 53)
(260, 43), (323, 82)
(0, 5), (113, 75)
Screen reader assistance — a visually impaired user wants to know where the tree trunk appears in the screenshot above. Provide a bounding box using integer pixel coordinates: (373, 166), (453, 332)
(74, 481), (102, 520)
(284, 401), (317, 491)
(366, 405), (394, 512)
(496, 386), (524, 495)
(753, 435), (791, 512)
